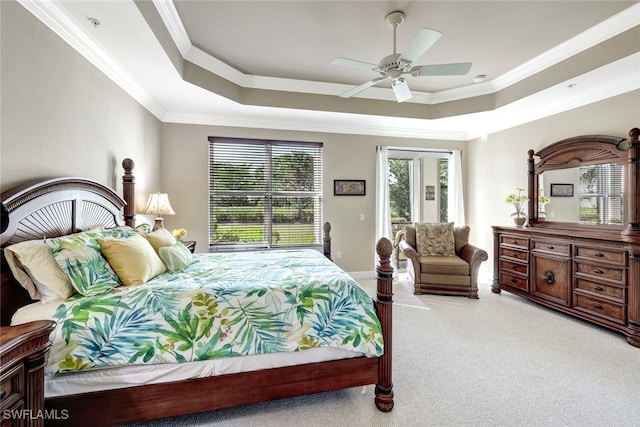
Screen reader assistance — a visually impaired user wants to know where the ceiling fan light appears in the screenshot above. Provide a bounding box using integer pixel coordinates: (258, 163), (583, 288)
(392, 78), (411, 102)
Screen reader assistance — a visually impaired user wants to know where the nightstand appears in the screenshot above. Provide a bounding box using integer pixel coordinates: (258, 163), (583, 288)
(0, 320), (56, 427)
(182, 241), (196, 253)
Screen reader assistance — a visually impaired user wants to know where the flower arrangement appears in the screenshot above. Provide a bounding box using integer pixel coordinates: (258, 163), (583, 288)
(538, 189), (550, 219)
(505, 188), (529, 219)
(172, 228), (187, 242)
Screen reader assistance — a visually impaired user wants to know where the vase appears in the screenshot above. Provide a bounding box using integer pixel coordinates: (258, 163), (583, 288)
(513, 217), (526, 226)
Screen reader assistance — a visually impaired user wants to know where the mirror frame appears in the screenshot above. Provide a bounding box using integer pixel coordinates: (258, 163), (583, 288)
(527, 134), (628, 232)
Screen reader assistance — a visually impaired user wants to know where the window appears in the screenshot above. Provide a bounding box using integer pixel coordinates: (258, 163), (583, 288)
(578, 163), (624, 224)
(388, 150), (449, 237)
(208, 137), (323, 250)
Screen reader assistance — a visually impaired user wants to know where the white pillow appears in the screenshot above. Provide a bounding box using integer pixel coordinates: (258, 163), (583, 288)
(4, 240), (75, 301)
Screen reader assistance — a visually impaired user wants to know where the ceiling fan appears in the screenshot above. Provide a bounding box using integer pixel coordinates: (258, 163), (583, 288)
(332, 11), (472, 103)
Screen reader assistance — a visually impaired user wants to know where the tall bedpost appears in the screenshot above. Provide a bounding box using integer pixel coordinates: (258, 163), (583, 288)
(122, 158), (135, 227)
(374, 237), (394, 412)
(323, 222), (332, 260)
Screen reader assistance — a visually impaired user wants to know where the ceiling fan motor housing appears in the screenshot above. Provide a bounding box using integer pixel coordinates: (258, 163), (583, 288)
(377, 54), (411, 77)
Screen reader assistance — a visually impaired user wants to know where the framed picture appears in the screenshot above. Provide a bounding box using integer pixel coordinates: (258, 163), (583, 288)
(550, 183), (574, 197)
(425, 185), (435, 201)
(334, 179), (366, 196)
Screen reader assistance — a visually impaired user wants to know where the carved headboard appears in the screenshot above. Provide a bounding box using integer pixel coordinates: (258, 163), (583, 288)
(0, 160), (137, 325)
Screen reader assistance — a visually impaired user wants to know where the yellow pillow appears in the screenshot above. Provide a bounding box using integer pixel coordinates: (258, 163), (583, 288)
(5, 240), (75, 301)
(98, 234), (166, 286)
(142, 228), (176, 252)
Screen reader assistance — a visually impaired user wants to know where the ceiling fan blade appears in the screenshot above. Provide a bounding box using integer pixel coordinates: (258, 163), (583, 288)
(331, 57), (378, 71)
(399, 28), (442, 63)
(412, 62), (473, 76)
(339, 77), (387, 98)
(391, 78), (412, 103)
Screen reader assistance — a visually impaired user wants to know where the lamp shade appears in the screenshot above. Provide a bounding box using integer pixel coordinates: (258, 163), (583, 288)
(141, 193), (176, 216)
(141, 193), (175, 231)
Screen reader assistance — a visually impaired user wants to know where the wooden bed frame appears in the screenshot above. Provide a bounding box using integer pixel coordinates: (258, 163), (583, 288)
(0, 158), (394, 426)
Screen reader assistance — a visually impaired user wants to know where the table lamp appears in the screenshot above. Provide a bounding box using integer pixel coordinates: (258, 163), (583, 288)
(141, 193), (175, 231)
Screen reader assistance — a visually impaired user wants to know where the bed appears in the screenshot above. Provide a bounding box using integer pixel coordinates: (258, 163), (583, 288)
(0, 158), (394, 426)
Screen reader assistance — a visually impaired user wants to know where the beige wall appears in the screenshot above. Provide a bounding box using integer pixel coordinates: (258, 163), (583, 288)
(466, 89), (640, 281)
(0, 1), (162, 211)
(160, 124), (464, 271)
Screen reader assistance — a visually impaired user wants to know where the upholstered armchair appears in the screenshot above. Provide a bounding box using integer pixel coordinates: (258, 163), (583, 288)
(399, 223), (488, 298)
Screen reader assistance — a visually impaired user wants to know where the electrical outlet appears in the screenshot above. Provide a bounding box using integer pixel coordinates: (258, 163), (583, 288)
(360, 213), (365, 221)
(336, 251), (342, 259)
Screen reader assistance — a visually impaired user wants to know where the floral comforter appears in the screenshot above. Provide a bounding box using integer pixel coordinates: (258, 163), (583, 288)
(46, 250), (383, 374)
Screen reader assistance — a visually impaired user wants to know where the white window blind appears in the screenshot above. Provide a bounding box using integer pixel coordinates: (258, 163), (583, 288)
(208, 137), (323, 250)
(578, 164), (624, 224)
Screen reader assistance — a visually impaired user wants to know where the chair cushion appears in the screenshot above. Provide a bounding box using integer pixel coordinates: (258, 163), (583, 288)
(453, 225), (470, 253)
(416, 222), (456, 256)
(419, 255), (470, 276)
(404, 225), (417, 248)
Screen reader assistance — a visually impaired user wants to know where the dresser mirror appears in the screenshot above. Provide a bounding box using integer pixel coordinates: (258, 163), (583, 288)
(538, 163), (624, 224)
(527, 134), (628, 229)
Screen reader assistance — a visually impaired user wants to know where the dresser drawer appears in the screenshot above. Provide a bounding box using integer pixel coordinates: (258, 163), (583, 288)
(499, 235), (528, 249)
(574, 294), (626, 324)
(575, 261), (625, 284)
(500, 247), (528, 262)
(500, 259), (528, 276)
(532, 239), (571, 257)
(575, 245), (625, 265)
(500, 271), (528, 291)
(0, 364), (24, 410)
(575, 278), (625, 303)
(531, 253), (571, 306)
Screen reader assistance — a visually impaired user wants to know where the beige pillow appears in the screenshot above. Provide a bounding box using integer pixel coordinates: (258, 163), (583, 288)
(142, 228), (176, 252)
(415, 222), (456, 256)
(4, 240), (75, 301)
(98, 234), (167, 286)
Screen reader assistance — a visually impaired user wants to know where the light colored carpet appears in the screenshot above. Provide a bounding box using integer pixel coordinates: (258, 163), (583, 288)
(121, 276), (640, 427)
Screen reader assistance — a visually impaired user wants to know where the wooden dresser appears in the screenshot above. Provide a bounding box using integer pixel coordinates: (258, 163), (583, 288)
(493, 128), (640, 348)
(0, 321), (55, 427)
(493, 226), (640, 346)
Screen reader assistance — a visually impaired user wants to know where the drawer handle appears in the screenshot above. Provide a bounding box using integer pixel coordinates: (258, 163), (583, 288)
(545, 272), (554, 283)
(546, 245), (554, 250)
(594, 286), (604, 292)
(511, 279), (518, 284)
(0, 390), (5, 400)
(593, 304), (604, 310)
(511, 240), (517, 244)
(511, 265), (518, 270)
(594, 252), (604, 258)
(593, 268), (604, 274)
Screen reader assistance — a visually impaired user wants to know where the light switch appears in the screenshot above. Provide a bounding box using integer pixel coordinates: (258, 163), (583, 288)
(360, 214), (365, 221)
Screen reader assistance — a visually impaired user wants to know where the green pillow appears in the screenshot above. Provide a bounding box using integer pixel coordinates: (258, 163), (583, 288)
(158, 242), (193, 273)
(46, 228), (136, 296)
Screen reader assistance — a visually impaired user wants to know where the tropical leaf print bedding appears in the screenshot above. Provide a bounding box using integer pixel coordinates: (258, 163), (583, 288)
(46, 250), (383, 374)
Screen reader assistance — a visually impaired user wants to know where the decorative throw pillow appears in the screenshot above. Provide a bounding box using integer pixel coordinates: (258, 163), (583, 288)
(4, 240), (75, 301)
(158, 242), (193, 273)
(134, 223), (152, 234)
(142, 228), (176, 253)
(98, 234), (166, 286)
(415, 222), (456, 256)
(45, 229), (135, 296)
